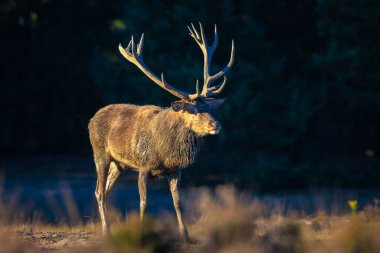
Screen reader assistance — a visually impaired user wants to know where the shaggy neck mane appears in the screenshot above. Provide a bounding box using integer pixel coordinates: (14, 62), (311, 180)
(153, 109), (202, 168)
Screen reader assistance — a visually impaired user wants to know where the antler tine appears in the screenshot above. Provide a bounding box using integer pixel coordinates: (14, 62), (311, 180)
(195, 79), (200, 96)
(119, 43), (131, 61)
(126, 40), (132, 53)
(208, 40), (235, 85)
(210, 24), (218, 51)
(198, 22), (207, 47)
(206, 76), (227, 96)
(191, 23), (201, 40)
(137, 33), (144, 56)
(119, 33), (199, 101)
(131, 36), (136, 54)
(187, 26), (194, 37)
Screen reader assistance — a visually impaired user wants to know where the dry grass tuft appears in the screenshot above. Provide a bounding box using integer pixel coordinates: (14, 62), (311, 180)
(1, 183), (380, 253)
(107, 212), (172, 253)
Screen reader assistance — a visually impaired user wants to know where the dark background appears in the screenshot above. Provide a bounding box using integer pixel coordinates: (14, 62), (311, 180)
(1, 0), (379, 191)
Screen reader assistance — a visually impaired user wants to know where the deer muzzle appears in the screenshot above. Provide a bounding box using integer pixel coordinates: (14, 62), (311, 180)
(207, 120), (221, 135)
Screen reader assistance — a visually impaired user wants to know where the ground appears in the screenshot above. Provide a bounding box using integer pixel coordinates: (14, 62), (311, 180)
(1, 186), (380, 253)
(16, 231), (94, 251)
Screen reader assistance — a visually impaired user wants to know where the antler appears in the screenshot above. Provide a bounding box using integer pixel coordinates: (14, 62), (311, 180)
(187, 23), (235, 97)
(119, 34), (200, 101)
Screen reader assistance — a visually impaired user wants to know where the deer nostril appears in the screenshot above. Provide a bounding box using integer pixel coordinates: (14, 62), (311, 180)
(209, 121), (220, 129)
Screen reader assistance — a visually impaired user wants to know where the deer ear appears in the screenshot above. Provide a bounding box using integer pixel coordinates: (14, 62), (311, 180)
(205, 98), (226, 109)
(171, 101), (185, 112)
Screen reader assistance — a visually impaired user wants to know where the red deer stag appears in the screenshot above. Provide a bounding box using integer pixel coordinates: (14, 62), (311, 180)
(89, 23), (234, 241)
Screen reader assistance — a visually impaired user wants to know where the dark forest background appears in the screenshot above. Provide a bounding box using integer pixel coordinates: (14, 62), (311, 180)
(1, 0), (379, 191)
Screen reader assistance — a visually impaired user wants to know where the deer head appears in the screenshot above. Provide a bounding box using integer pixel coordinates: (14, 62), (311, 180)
(118, 23), (235, 136)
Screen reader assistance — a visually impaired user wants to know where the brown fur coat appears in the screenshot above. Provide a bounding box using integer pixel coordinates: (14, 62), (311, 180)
(88, 104), (202, 178)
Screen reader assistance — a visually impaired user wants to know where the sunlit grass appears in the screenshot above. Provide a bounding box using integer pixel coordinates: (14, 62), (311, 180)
(1, 184), (380, 252)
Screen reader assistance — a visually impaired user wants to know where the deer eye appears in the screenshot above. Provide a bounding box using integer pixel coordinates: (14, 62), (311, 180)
(171, 102), (184, 112)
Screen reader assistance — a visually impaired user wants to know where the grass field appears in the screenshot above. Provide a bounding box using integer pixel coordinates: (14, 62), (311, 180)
(1, 185), (380, 253)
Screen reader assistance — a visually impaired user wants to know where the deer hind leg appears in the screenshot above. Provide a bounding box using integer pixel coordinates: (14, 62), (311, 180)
(168, 170), (190, 242)
(100, 161), (122, 232)
(138, 171), (148, 221)
(105, 161), (122, 196)
(94, 154), (110, 235)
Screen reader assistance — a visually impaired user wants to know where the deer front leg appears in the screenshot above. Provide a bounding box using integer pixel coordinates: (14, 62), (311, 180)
(94, 155), (110, 235)
(168, 170), (189, 242)
(138, 171), (148, 221)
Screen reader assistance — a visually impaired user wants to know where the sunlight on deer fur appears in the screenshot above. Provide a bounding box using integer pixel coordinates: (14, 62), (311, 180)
(1, 184), (380, 253)
(89, 23), (234, 239)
